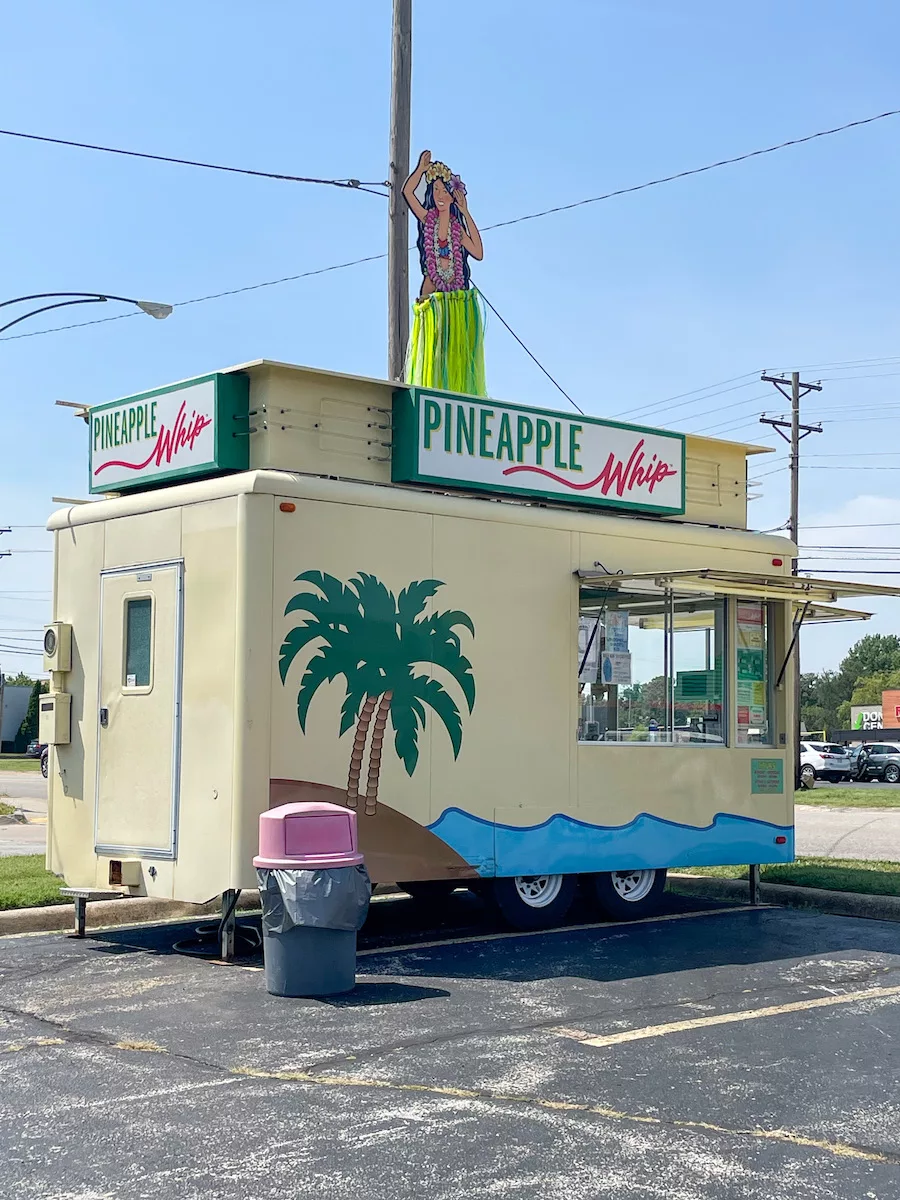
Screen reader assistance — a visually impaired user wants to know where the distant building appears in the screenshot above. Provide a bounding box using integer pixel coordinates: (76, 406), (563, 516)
(882, 690), (900, 729)
(0, 683), (32, 750)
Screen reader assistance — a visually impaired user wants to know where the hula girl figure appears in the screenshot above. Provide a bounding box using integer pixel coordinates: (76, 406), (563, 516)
(402, 149), (486, 397)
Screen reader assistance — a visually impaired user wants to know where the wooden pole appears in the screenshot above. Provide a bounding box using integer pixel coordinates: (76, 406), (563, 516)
(387, 0), (412, 380)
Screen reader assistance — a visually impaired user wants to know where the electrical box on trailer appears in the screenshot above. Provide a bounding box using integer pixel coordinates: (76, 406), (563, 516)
(39, 693), (71, 745)
(43, 622), (72, 672)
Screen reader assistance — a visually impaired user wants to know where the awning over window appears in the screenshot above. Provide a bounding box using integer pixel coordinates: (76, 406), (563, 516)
(576, 567), (900, 605)
(801, 603), (872, 624)
(628, 601), (872, 630)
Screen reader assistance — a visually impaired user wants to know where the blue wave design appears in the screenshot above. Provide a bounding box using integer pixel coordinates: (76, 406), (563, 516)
(427, 808), (794, 877)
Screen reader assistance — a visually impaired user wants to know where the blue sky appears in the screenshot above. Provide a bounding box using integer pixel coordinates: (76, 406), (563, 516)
(2, 0), (900, 677)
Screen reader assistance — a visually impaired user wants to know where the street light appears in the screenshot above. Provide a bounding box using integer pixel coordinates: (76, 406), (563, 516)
(0, 292), (173, 336)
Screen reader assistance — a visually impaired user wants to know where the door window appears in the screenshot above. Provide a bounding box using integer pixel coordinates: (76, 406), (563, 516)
(124, 597), (153, 688)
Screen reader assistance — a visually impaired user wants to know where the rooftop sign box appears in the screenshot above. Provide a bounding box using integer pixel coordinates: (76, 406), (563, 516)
(392, 387), (686, 515)
(89, 373), (250, 494)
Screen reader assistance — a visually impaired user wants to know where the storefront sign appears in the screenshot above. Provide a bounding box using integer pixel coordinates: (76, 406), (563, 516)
(578, 618), (600, 683)
(751, 758), (784, 794)
(392, 388), (686, 515)
(89, 373), (250, 494)
(605, 611), (630, 652)
(851, 705), (883, 730)
(600, 651), (632, 685)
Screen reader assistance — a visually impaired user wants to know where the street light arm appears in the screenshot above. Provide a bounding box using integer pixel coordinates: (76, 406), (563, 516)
(0, 297), (108, 335)
(0, 292), (110, 310)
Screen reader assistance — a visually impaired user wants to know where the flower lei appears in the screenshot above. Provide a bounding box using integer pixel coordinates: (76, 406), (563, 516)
(424, 207), (465, 292)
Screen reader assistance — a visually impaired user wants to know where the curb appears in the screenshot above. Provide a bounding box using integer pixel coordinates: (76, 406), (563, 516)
(0, 885), (404, 938)
(0, 891), (262, 937)
(669, 873), (900, 922)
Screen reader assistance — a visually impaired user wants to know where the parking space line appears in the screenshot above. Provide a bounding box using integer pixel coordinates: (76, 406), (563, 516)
(553, 983), (900, 1049)
(232, 1065), (896, 1164)
(356, 905), (762, 957)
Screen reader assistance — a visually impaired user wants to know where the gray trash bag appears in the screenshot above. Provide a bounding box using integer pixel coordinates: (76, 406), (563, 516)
(256, 865), (371, 934)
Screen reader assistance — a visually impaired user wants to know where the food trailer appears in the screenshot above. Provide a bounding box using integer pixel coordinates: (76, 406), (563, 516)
(42, 360), (892, 929)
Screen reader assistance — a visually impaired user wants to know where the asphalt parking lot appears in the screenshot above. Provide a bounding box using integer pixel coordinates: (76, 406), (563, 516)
(1, 891), (899, 1199)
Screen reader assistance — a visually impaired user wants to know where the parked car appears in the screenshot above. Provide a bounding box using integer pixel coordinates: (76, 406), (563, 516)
(40, 746), (48, 779)
(24, 739), (45, 758)
(799, 741), (852, 786)
(852, 742), (900, 784)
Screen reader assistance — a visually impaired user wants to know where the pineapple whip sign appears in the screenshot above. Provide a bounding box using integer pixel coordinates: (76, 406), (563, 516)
(89, 373), (249, 493)
(392, 389), (686, 515)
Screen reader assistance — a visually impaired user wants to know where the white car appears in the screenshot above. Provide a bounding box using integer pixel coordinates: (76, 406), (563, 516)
(800, 741), (852, 786)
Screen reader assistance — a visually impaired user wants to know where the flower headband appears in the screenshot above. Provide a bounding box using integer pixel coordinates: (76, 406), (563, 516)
(425, 160), (465, 195)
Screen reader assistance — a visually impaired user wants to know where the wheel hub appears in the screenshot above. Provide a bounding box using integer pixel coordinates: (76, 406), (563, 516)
(514, 875), (563, 908)
(610, 869), (656, 902)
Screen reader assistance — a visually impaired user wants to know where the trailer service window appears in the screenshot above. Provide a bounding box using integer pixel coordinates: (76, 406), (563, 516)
(578, 586), (726, 745)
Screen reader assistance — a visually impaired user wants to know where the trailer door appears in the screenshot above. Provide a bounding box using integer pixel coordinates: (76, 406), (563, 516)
(95, 561), (183, 858)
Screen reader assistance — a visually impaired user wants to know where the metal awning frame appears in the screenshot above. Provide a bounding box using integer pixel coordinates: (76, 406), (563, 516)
(576, 567), (900, 604)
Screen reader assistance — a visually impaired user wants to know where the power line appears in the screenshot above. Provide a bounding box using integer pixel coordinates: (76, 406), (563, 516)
(611, 374), (762, 421)
(474, 286), (583, 414)
(481, 108), (900, 233)
(0, 128), (389, 196)
(653, 390), (772, 430)
(804, 522), (900, 530)
(0, 251), (390, 341)
(5, 108), (900, 349)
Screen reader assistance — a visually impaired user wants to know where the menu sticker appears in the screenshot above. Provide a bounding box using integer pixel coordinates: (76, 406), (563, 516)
(751, 758), (784, 794)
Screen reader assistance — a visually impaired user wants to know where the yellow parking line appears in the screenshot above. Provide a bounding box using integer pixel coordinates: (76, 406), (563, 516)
(554, 984), (900, 1049)
(357, 905), (761, 957)
(232, 1064), (894, 1163)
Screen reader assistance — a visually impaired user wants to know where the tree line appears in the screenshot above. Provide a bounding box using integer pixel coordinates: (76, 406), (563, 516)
(801, 633), (900, 736)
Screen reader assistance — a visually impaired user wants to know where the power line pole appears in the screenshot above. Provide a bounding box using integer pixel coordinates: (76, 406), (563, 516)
(760, 371), (823, 790)
(387, 0), (412, 380)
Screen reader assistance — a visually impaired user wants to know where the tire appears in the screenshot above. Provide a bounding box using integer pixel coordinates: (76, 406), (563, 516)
(398, 880), (460, 903)
(489, 874), (577, 931)
(40, 751), (48, 779)
(592, 869), (668, 921)
(885, 764), (900, 784)
(799, 764), (816, 789)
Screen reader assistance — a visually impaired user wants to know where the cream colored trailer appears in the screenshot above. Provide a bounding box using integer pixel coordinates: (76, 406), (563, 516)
(43, 362), (889, 926)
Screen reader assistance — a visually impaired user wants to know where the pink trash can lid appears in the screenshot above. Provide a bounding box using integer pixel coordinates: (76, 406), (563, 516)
(253, 801), (364, 869)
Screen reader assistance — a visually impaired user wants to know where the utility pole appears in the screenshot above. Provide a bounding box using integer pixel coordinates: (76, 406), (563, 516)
(760, 371), (823, 790)
(387, 0), (412, 380)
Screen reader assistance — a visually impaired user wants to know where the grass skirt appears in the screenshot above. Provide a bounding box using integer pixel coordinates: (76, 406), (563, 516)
(406, 288), (486, 397)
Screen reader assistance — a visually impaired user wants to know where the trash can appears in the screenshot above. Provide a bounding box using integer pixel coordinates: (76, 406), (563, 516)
(254, 802), (371, 997)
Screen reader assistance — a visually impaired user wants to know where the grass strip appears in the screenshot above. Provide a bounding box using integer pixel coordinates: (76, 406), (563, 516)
(797, 786), (900, 809)
(0, 854), (66, 910)
(0, 755), (41, 774)
(680, 856), (900, 897)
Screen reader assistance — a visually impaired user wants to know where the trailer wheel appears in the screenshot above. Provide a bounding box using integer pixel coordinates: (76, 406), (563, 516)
(592, 869), (667, 921)
(490, 874), (577, 930)
(398, 881), (460, 904)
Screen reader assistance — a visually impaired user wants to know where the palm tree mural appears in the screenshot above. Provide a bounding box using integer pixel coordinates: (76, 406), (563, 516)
(279, 571), (476, 815)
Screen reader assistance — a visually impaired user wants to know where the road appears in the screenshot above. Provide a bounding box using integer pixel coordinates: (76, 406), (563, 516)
(0, 771), (47, 857)
(795, 803), (900, 861)
(2, 772), (899, 861)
